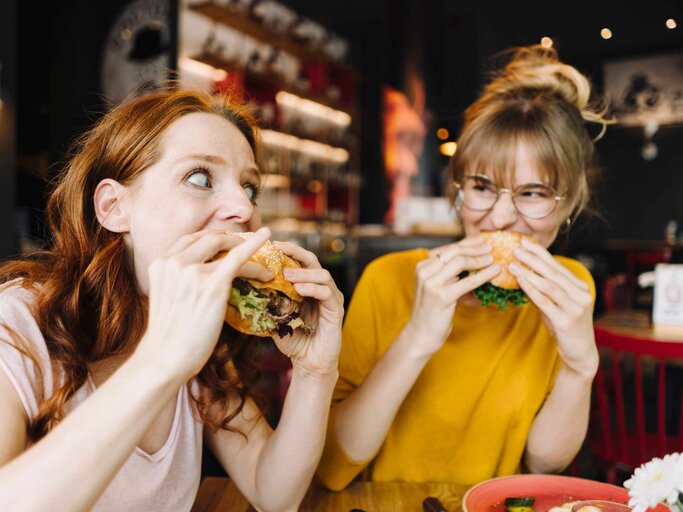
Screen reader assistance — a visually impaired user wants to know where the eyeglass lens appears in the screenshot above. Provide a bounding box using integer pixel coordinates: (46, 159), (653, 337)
(461, 175), (560, 219)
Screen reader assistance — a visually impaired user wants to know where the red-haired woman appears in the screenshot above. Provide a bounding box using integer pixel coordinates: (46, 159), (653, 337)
(0, 90), (343, 511)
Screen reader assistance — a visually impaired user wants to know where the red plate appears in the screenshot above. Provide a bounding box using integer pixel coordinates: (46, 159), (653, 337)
(462, 474), (669, 512)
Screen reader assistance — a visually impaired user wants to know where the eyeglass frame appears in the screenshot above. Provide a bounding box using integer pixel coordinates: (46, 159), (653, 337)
(453, 174), (567, 220)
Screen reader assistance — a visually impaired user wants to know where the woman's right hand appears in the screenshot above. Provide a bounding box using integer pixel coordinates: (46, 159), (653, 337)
(405, 236), (501, 355)
(133, 227), (274, 383)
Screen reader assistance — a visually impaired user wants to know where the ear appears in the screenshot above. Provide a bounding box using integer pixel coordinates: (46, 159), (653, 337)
(94, 179), (130, 233)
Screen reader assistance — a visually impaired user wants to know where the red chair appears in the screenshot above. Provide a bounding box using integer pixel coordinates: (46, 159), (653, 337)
(589, 326), (683, 483)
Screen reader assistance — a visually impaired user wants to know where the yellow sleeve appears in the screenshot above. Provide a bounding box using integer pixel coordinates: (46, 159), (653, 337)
(315, 260), (384, 490)
(317, 249), (426, 490)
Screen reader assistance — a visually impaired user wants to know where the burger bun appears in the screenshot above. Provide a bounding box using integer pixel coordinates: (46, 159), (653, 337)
(479, 231), (533, 290)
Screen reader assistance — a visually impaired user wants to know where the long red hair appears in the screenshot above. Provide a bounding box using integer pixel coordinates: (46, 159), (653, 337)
(1, 89), (264, 441)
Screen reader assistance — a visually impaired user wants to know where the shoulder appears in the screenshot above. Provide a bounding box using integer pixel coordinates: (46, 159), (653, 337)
(0, 280), (52, 420)
(361, 248), (429, 284)
(347, 249), (428, 315)
(0, 278), (46, 354)
(0, 280), (39, 325)
(554, 255), (596, 298)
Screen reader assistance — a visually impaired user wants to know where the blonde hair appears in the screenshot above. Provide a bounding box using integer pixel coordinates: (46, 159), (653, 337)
(448, 45), (612, 218)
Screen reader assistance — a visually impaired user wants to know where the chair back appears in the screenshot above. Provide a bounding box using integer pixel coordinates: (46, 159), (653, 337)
(590, 326), (683, 483)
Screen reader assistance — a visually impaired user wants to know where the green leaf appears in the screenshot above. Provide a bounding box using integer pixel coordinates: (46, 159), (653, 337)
(473, 283), (528, 310)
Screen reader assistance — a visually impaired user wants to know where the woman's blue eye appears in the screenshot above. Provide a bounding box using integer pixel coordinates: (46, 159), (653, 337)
(243, 183), (260, 203)
(187, 170), (212, 188)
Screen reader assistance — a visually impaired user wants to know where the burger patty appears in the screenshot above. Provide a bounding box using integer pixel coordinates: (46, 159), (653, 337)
(233, 279), (297, 318)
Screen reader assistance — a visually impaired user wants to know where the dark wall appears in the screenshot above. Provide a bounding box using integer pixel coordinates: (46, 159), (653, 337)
(0, 0), (17, 259)
(16, 1), (129, 244)
(355, 10), (388, 225)
(16, 0), (179, 243)
(596, 124), (683, 240)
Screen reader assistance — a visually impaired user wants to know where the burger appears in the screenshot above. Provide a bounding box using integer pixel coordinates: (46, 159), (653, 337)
(216, 233), (311, 337)
(473, 231), (531, 310)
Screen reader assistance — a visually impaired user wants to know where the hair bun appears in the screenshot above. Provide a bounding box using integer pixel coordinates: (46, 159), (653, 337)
(485, 45), (611, 138)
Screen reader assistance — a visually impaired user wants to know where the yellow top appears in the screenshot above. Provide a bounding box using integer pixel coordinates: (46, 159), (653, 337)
(316, 248), (595, 490)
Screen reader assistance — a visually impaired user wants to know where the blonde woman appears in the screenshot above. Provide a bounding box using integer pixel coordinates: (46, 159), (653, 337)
(317, 45), (609, 489)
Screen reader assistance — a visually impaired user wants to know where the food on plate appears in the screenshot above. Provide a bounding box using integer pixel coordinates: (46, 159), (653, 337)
(505, 497), (601, 512)
(546, 501), (603, 512)
(216, 233), (311, 337)
(548, 502), (577, 512)
(505, 497), (536, 512)
(473, 231), (531, 310)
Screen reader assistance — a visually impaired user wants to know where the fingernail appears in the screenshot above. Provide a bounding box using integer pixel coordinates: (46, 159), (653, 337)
(483, 255), (494, 264)
(284, 269), (294, 278)
(513, 248), (525, 259)
(509, 262), (522, 275)
(521, 237), (534, 248)
(491, 263), (501, 272)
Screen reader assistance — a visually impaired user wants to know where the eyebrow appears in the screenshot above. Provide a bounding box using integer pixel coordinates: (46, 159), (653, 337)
(178, 153), (227, 165)
(177, 153), (261, 176)
(467, 174), (553, 187)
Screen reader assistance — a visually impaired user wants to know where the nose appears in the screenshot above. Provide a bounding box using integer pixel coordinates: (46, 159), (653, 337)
(215, 186), (255, 227)
(489, 189), (518, 229)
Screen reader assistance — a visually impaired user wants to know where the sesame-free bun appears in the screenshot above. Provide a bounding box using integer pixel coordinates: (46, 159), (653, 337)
(480, 231), (533, 290)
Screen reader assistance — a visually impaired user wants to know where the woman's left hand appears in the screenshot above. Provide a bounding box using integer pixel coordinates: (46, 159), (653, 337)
(270, 241), (343, 377)
(508, 238), (598, 378)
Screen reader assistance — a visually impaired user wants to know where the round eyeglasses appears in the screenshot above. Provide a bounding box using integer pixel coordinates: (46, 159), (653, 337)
(454, 174), (566, 220)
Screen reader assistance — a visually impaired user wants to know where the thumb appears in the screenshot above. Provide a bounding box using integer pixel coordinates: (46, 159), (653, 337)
(215, 227), (271, 281)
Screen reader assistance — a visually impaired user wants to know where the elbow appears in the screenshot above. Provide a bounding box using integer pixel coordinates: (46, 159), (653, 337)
(524, 450), (570, 475)
(251, 498), (302, 512)
(316, 476), (349, 492)
(254, 506), (299, 512)
(314, 465), (355, 492)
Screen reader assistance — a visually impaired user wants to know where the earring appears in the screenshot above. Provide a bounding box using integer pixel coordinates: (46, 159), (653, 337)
(562, 217), (572, 233)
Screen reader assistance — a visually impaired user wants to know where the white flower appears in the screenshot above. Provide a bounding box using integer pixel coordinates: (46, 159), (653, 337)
(624, 453), (683, 512)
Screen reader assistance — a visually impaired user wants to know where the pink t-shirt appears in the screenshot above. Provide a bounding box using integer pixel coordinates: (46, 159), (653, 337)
(0, 281), (203, 511)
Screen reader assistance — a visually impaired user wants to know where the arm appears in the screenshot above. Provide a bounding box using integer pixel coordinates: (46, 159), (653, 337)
(0, 354), (182, 512)
(510, 240), (598, 473)
(0, 229), (274, 511)
(0, 365), (28, 465)
(208, 241), (344, 511)
(332, 322), (435, 461)
(525, 365), (594, 473)
(206, 369), (336, 512)
(321, 240), (500, 486)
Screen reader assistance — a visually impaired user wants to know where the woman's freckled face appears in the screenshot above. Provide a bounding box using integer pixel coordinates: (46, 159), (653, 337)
(118, 112), (262, 294)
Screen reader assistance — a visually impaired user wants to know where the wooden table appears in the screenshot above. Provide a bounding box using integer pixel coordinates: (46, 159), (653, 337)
(595, 309), (683, 342)
(192, 478), (470, 512)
